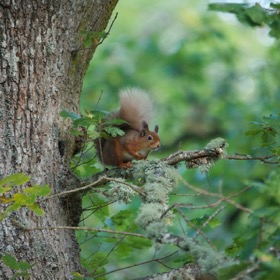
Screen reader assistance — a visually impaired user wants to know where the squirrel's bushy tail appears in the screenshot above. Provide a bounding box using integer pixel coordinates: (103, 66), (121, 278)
(114, 88), (155, 131)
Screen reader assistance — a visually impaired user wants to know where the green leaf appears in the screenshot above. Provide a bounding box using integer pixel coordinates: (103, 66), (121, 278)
(84, 36), (93, 48)
(87, 109), (110, 119)
(83, 251), (108, 271)
(104, 126), (125, 137)
(190, 214), (221, 229)
(99, 132), (110, 140)
(13, 193), (35, 205)
(17, 261), (32, 271)
(0, 173), (30, 188)
(70, 129), (85, 136)
(94, 31), (107, 40)
(60, 110), (80, 120)
(0, 186), (12, 194)
(209, 3), (267, 27)
(23, 184), (51, 197)
(2, 254), (19, 270)
(0, 202), (21, 221)
(27, 203), (45, 216)
(269, 23), (280, 39)
(218, 262), (249, 280)
(272, 147), (280, 156)
(270, 3), (280, 9)
(244, 128), (262, 136)
(111, 209), (134, 226)
(87, 130), (99, 140)
(13, 271), (30, 278)
(253, 207), (279, 219)
(73, 117), (95, 128)
(125, 236), (152, 250)
(208, 217), (221, 228)
(208, 3), (249, 13)
(80, 30), (107, 48)
(245, 5), (267, 26)
(71, 272), (85, 280)
(0, 195), (14, 203)
(225, 238), (244, 257)
(105, 118), (127, 126)
(83, 195), (109, 223)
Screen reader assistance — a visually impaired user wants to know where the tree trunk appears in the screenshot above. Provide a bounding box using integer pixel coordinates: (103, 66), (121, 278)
(0, 1), (118, 278)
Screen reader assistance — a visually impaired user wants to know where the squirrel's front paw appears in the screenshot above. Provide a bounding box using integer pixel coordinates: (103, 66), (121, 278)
(118, 161), (133, 168)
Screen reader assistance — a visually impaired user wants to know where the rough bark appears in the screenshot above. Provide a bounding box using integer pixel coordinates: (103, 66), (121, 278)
(0, 0), (118, 279)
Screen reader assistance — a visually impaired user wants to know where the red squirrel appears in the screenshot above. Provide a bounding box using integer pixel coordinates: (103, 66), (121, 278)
(96, 88), (160, 168)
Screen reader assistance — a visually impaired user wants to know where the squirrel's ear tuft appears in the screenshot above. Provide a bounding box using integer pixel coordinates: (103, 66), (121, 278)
(140, 121), (149, 137)
(142, 121), (149, 131)
(139, 129), (146, 137)
(155, 125), (159, 133)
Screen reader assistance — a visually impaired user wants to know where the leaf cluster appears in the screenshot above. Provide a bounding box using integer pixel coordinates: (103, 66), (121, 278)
(0, 173), (51, 221)
(80, 30), (107, 48)
(1, 253), (32, 279)
(245, 114), (280, 156)
(209, 2), (280, 38)
(220, 168), (280, 279)
(60, 109), (126, 175)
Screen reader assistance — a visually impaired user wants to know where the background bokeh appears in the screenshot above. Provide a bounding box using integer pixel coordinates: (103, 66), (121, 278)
(78, 0), (280, 278)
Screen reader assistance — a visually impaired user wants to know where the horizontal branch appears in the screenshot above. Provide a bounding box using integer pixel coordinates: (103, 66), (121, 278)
(42, 146), (277, 200)
(44, 177), (109, 200)
(21, 224), (146, 239)
(226, 154), (278, 164)
(94, 250), (179, 279)
(163, 148), (224, 165)
(163, 148), (278, 166)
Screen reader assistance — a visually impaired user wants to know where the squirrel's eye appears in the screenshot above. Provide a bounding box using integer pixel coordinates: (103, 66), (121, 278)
(147, 135), (153, 141)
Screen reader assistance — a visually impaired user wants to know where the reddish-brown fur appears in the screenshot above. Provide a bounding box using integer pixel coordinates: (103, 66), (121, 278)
(96, 88), (160, 168)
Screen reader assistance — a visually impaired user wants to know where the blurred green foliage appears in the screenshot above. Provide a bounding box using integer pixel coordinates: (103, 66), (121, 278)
(76, 0), (280, 279)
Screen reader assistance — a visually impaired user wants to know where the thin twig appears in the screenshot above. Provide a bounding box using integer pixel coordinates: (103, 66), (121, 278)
(161, 184), (252, 221)
(226, 154), (278, 164)
(71, 143), (96, 169)
(93, 250), (179, 279)
(192, 206), (225, 240)
(22, 225), (146, 239)
(96, 12), (118, 47)
(175, 207), (216, 250)
(94, 90), (104, 109)
(160, 204), (177, 219)
(75, 13), (118, 53)
(92, 235), (127, 275)
(104, 177), (145, 195)
(156, 260), (175, 270)
(43, 177), (108, 200)
(80, 200), (117, 223)
(232, 262), (260, 280)
(179, 176), (253, 214)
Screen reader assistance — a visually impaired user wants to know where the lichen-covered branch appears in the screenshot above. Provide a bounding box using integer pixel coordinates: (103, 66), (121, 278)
(163, 137), (278, 167)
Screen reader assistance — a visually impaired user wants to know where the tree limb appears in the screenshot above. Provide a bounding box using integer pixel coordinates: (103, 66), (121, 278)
(19, 224), (147, 239)
(41, 145), (277, 201)
(163, 148), (278, 166)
